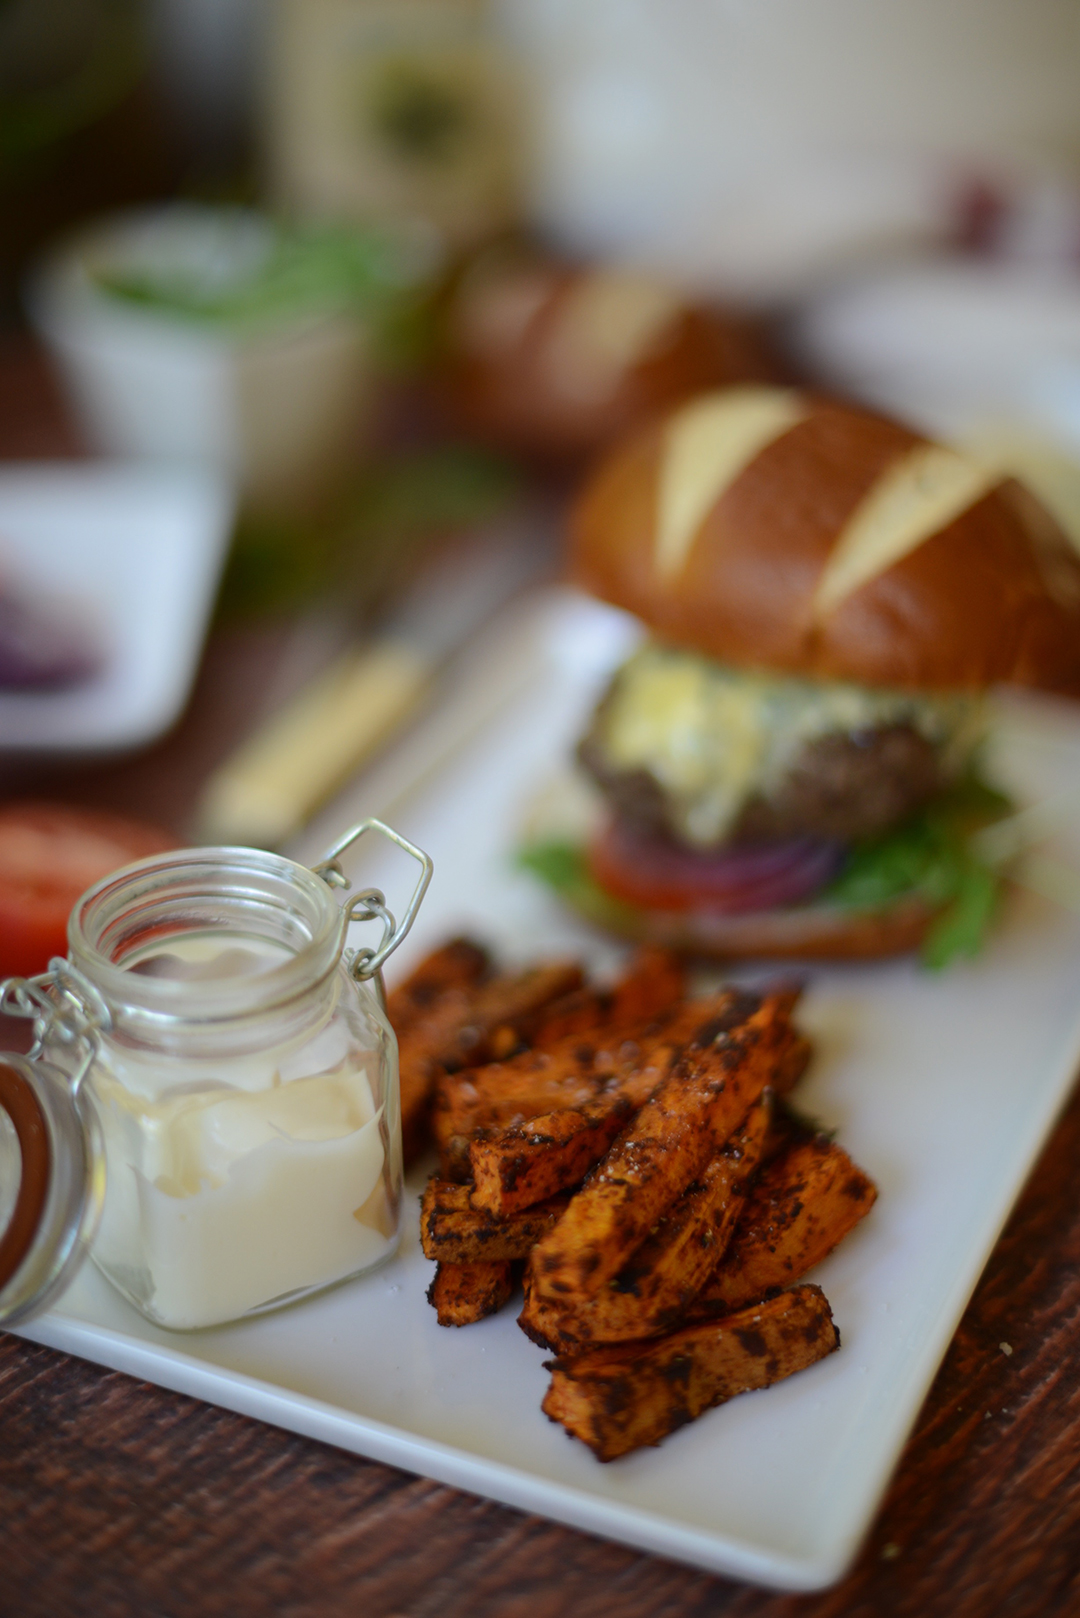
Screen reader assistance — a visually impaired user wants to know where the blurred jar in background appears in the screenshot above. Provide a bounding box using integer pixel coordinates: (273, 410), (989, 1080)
(266, 0), (524, 252)
(502, 0), (1080, 303)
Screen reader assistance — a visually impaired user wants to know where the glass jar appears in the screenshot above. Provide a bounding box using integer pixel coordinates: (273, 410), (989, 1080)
(0, 818), (431, 1332)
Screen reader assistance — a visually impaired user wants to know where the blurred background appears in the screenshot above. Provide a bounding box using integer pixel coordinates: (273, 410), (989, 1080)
(3, 0), (1080, 957)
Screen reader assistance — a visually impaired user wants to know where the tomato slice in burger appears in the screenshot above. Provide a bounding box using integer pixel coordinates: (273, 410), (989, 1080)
(0, 802), (177, 979)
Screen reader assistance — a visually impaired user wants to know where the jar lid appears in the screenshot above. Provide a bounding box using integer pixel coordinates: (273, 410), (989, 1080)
(0, 1051), (104, 1328)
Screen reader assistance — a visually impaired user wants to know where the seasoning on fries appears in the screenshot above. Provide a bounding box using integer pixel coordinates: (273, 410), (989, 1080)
(420, 1181), (569, 1264)
(541, 1285), (840, 1462)
(427, 1259), (514, 1326)
(388, 940), (876, 1460)
(395, 954), (584, 1162)
(469, 1099), (634, 1219)
(688, 1136), (878, 1319)
(529, 990), (797, 1305)
(519, 1096), (771, 1349)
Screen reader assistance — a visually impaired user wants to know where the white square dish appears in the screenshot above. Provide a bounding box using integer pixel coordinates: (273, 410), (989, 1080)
(16, 587), (1080, 1590)
(0, 461), (233, 751)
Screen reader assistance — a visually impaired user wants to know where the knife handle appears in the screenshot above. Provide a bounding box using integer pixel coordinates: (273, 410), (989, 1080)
(195, 640), (430, 848)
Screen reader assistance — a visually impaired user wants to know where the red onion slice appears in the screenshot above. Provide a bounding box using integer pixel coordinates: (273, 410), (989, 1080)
(590, 822), (846, 914)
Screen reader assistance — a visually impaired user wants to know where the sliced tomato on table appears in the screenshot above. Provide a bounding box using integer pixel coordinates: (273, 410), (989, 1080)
(0, 803), (177, 978)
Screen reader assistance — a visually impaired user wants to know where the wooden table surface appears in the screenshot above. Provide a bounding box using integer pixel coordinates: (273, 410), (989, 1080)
(3, 337), (1080, 1618)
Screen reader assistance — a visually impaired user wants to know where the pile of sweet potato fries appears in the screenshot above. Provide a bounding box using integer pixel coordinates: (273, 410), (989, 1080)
(387, 941), (876, 1462)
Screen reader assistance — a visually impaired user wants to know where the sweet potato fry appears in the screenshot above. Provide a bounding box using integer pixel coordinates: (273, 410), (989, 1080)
(775, 1032), (812, 1094)
(455, 962), (588, 1064)
(399, 997), (480, 1164)
(420, 1180), (569, 1263)
(434, 1039), (599, 1155)
(469, 1099), (634, 1219)
(433, 1015), (672, 1174)
(426, 1260), (515, 1326)
(520, 1096), (772, 1348)
(509, 947), (687, 1052)
(386, 938), (490, 1036)
(487, 987), (607, 1054)
(609, 946), (687, 1026)
(434, 990), (759, 1181)
(541, 1284), (839, 1460)
(398, 960), (585, 1164)
(690, 1137), (877, 1318)
(529, 991), (797, 1305)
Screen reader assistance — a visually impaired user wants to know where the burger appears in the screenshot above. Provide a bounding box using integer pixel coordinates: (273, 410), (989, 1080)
(521, 386), (1080, 964)
(434, 239), (774, 463)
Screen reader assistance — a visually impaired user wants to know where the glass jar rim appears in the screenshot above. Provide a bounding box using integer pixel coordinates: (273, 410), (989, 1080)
(67, 845), (347, 1026)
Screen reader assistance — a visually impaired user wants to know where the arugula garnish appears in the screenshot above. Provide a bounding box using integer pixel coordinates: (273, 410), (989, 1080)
(825, 773), (1012, 968)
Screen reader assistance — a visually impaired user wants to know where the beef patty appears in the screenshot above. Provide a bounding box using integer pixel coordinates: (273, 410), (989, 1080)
(579, 722), (943, 848)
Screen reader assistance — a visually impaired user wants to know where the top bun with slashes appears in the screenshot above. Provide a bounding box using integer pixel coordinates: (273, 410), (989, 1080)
(571, 386), (1080, 695)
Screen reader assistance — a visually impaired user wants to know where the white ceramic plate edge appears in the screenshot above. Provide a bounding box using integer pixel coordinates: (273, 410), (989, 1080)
(16, 1305), (845, 1591)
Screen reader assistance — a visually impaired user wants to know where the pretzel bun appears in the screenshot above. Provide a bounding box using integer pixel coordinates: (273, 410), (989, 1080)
(437, 247), (773, 462)
(571, 386), (1080, 695)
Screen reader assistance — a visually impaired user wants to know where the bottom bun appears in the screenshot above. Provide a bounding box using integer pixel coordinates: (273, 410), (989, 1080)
(568, 885), (938, 961)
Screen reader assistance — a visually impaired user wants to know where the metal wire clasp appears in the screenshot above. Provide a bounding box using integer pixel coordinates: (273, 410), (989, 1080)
(311, 818), (433, 984)
(0, 960), (111, 1094)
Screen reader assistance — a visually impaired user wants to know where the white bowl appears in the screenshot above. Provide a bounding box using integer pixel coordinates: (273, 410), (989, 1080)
(0, 462), (232, 752)
(27, 206), (373, 512)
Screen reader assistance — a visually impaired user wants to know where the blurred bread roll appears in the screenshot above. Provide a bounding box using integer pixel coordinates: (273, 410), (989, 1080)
(435, 242), (775, 461)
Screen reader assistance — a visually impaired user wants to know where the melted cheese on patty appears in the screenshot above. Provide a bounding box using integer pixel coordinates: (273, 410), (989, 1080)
(593, 646), (983, 847)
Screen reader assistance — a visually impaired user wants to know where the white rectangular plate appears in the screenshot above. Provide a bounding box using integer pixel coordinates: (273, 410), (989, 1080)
(16, 587), (1080, 1591)
(0, 462), (232, 751)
